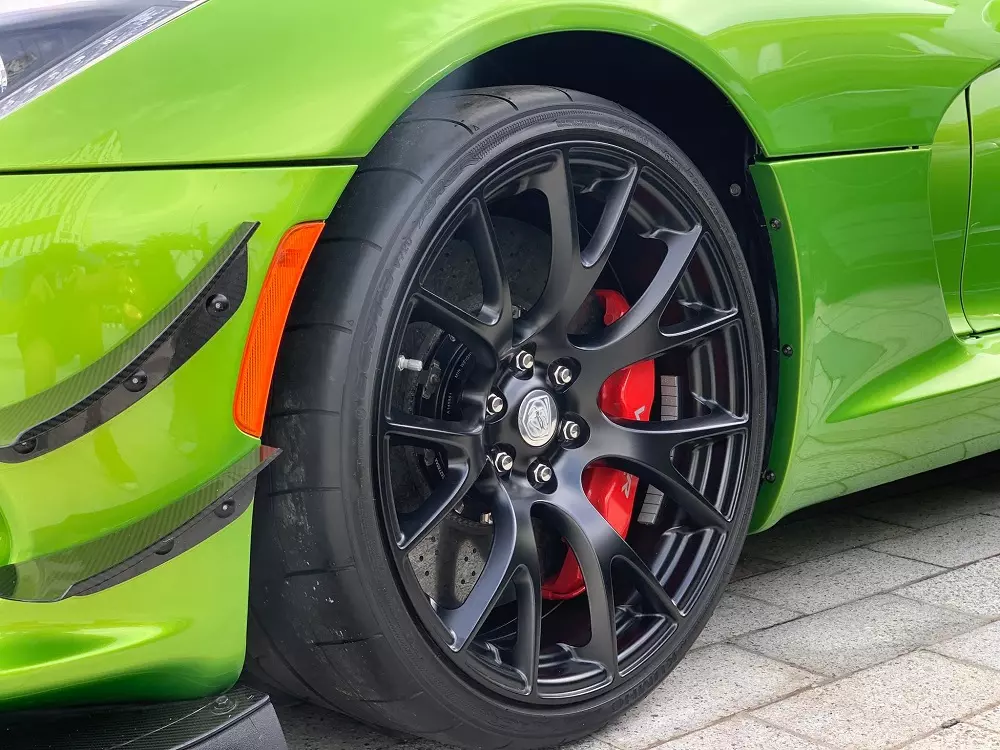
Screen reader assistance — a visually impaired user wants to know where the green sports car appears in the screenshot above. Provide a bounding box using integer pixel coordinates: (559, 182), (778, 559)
(2, 0), (1000, 747)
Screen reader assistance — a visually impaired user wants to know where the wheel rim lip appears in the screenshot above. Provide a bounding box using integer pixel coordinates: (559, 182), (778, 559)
(372, 136), (754, 705)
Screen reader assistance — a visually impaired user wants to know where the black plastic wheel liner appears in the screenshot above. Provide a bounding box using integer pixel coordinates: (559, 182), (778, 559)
(377, 139), (753, 705)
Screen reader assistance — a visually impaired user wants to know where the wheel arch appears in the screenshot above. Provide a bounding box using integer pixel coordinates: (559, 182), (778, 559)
(419, 31), (783, 514)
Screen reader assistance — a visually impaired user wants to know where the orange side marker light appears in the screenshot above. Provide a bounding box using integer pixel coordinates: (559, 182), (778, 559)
(234, 221), (325, 437)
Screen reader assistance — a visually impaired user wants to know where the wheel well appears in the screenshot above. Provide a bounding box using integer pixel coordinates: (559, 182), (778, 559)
(433, 31), (780, 467)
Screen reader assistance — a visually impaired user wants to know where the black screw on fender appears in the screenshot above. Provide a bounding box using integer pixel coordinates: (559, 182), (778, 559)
(762, 469), (776, 483)
(769, 218), (782, 230)
(124, 370), (148, 392)
(781, 344), (794, 357)
(12, 438), (36, 455)
(207, 293), (230, 314)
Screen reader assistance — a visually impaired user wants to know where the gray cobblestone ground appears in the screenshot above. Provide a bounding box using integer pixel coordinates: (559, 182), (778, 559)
(277, 459), (1000, 750)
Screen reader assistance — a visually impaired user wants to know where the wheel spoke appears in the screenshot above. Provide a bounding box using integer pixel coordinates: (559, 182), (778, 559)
(596, 406), (748, 529)
(511, 556), (542, 693)
(439, 486), (540, 653)
(538, 484), (682, 677)
(465, 198), (514, 329)
(574, 225), (704, 378)
(396, 457), (482, 550)
(662, 302), (740, 349)
(412, 290), (507, 368)
(514, 150), (581, 341)
(559, 161), (640, 317)
(385, 412), (484, 455)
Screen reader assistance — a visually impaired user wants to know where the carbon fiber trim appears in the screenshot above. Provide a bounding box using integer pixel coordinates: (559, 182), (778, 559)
(0, 684), (287, 750)
(0, 222), (259, 457)
(0, 445), (279, 602)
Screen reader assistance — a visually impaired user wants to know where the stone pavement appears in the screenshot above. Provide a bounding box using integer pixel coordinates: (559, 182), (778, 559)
(277, 458), (1000, 750)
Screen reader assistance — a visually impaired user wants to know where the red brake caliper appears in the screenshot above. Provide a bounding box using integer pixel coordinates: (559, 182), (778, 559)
(542, 289), (656, 600)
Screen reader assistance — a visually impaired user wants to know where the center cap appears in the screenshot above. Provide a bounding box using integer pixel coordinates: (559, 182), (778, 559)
(517, 389), (559, 447)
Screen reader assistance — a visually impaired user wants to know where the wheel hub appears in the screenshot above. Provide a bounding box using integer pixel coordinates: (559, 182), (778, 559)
(517, 389), (559, 447)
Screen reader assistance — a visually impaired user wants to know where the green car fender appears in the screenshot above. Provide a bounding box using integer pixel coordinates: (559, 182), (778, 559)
(1, 0), (1000, 171)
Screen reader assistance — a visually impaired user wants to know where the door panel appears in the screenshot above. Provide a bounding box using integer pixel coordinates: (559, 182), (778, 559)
(963, 69), (1000, 332)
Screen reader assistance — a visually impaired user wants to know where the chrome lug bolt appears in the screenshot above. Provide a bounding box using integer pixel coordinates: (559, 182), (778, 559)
(561, 420), (582, 441)
(531, 462), (553, 484)
(514, 350), (534, 372)
(493, 450), (514, 474)
(552, 365), (573, 386)
(486, 392), (505, 417)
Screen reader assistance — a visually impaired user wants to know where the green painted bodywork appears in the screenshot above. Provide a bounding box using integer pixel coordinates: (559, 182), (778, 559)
(752, 148), (1000, 528)
(0, 166), (353, 706)
(2, 0), (1000, 712)
(963, 68), (1000, 331)
(3, 0), (1000, 170)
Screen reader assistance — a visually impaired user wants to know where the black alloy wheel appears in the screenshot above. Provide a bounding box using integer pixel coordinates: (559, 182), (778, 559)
(248, 86), (767, 749)
(381, 140), (752, 702)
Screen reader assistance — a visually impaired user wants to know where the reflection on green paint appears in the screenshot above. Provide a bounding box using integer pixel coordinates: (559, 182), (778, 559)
(752, 148), (1000, 530)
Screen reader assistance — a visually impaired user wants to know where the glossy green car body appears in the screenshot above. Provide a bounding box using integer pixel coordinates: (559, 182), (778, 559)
(2, 0), (1000, 714)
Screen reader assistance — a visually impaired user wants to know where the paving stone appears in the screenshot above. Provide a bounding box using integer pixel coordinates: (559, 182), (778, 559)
(660, 716), (830, 749)
(869, 515), (1000, 567)
(737, 594), (978, 676)
(753, 651), (1000, 750)
(278, 704), (401, 749)
(732, 555), (784, 581)
(742, 513), (910, 565)
(856, 485), (1000, 529)
(930, 620), (1000, 671)
(970, 706), (1000, 734)
(899, 556), (1000, 616)
(903, 723), (1000, 749)
(553, 739), (618, 750)
(729, 548), (942, 614)
(596, 644), (817, 749)
(695, 593), (801, 647)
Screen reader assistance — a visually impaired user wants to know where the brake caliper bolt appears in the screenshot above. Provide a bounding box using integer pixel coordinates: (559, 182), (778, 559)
(514, 350), (534, 372)
(552, 365), (573, 387)
(531, 462), (553, 484)
(493, 450), (514, 474)
(561, 420), (581, 442)
(396, 355), (423, 372)
(486, 392), (505, 417)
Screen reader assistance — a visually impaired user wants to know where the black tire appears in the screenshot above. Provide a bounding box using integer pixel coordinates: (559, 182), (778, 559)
(247, 85), (767, 749)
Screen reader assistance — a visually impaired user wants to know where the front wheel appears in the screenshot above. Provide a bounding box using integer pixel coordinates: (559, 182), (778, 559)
(247, 86), (767, 749)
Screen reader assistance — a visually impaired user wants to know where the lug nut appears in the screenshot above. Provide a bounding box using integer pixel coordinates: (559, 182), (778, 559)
(552, 365), (573, 387)
(561, 420), (581, 441)
(493, 450), (514, 474)
(514, 350), (534, 372)
(486, 392), (505, 417)
(531, 462), (553, 484)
